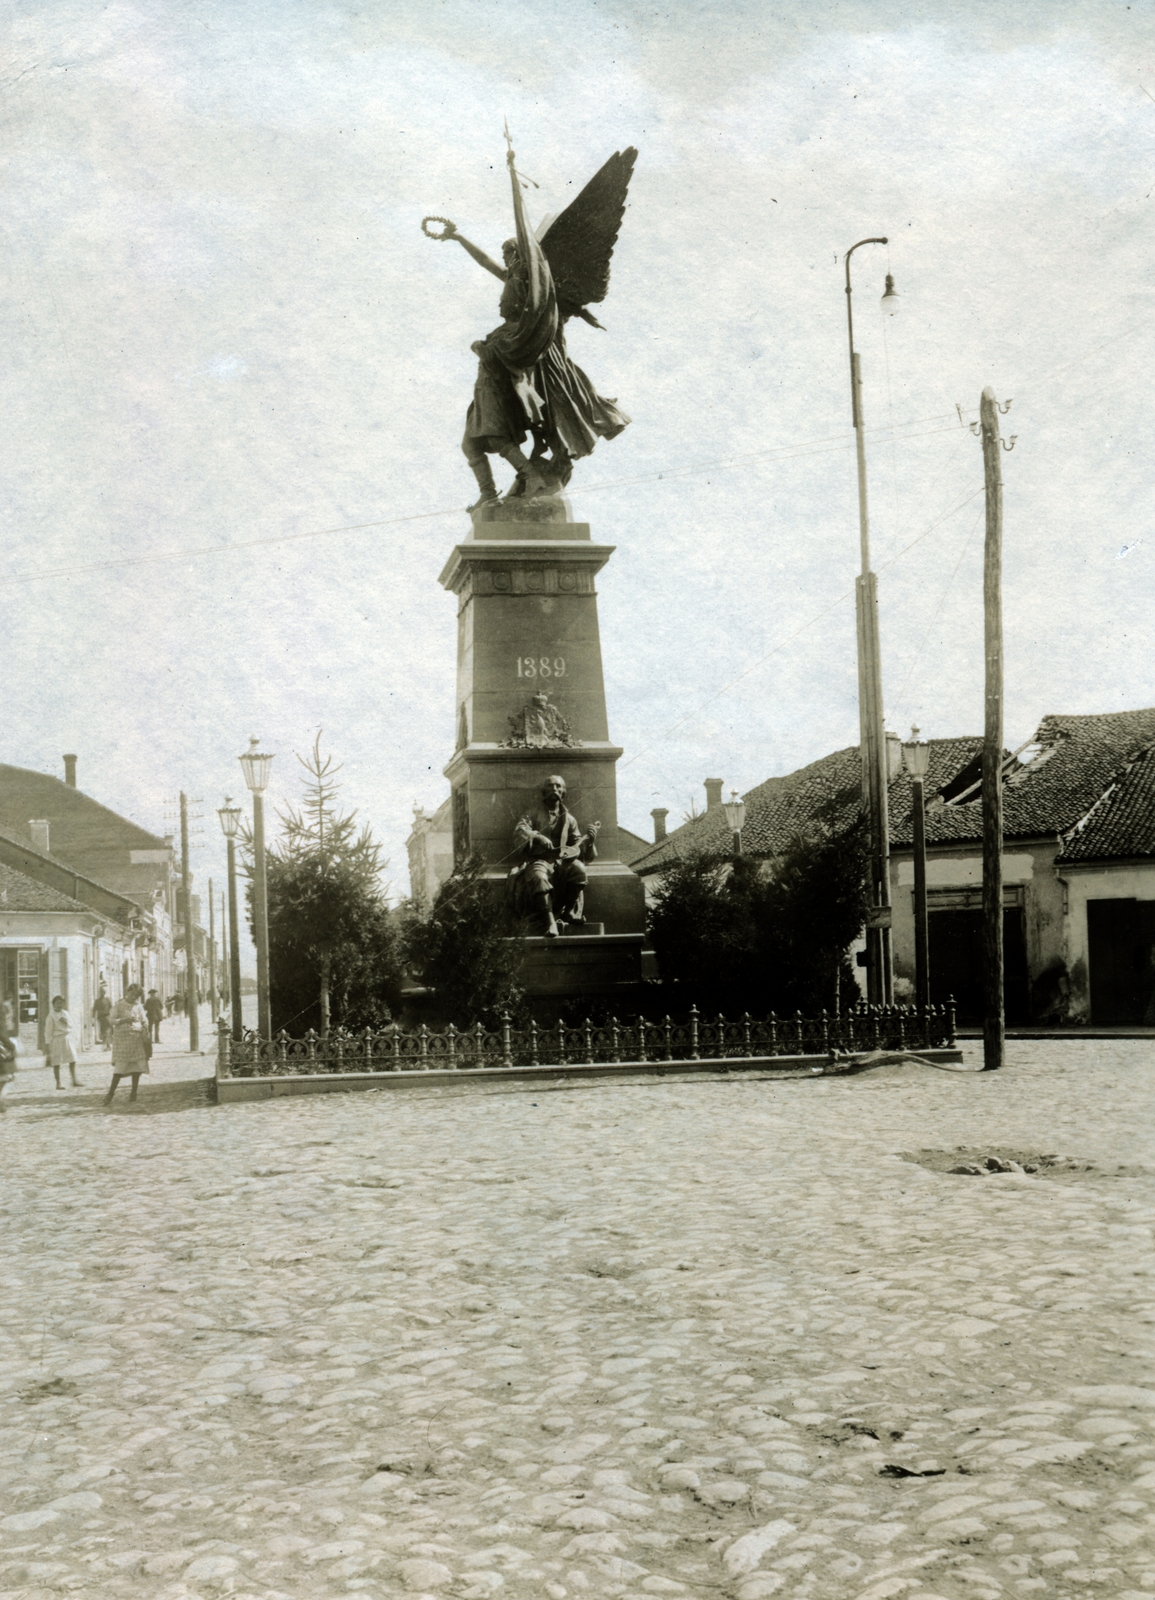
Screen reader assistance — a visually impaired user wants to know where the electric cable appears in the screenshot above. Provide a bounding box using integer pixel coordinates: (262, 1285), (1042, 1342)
(619, 481), (986, 773)
(0, 414), (963, 591)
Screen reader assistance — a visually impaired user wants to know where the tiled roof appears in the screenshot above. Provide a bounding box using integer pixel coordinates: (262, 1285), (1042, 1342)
(0, 861), (90, 914)
(618, 826), (653, 866)
(0, 764), (168, 859)
(631, 745), (866, 874)
(894, 708), (1155, 849)
(633, 708), (1155, 873)
(1057, 743), (1155, 863)
(0, 824), (142, 924)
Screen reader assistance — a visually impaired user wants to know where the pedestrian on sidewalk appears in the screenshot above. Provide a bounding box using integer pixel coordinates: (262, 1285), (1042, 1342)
(144, 988), (164, 1044)
(103, 984), (150, 1106)
(93, 987), (112, 1047)
(45, 996), (82, 1090)
(0, 1006), (15, 1112)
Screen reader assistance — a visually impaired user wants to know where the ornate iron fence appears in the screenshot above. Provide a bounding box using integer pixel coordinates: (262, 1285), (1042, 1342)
(217, 1001), (956, 1079)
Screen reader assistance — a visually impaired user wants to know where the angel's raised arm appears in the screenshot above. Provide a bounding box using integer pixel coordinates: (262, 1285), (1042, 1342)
(426, 218), (507, 281)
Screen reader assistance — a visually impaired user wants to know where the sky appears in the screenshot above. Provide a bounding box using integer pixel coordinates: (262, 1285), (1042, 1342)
(2, 0), (1154, 970)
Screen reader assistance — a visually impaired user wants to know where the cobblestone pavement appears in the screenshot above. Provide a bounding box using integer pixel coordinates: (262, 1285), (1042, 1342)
(2, 1041), (1154, 1600)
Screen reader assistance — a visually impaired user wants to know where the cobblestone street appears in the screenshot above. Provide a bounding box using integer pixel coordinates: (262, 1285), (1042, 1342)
(2, 1041), (1154, 1600)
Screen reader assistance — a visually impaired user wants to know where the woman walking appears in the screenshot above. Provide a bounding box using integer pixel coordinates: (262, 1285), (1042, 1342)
(45, 995), (82, 1089)
(103, 984), (150, 1105)
(0, 1003), (15, 1111)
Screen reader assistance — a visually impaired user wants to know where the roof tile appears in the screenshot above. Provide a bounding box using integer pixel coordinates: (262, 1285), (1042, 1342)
(634, 709), (1155, 872)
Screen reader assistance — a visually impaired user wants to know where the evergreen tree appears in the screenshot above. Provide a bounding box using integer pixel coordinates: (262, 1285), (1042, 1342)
(259, 736), (403, 1034)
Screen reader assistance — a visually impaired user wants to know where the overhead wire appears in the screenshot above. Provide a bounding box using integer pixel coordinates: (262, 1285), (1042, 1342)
(0, 413), (963, 591)
(619, 479), (986, 773)
(889, 503), (986, 723)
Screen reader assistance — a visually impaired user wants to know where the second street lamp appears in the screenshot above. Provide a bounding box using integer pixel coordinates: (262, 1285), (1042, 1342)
(217, 796), (245, 1041)
(845, 236), (898, 1006)
(238, 738), (274, 1041)
(901, 726), (931, 1015)
(723, 790), (746, 858)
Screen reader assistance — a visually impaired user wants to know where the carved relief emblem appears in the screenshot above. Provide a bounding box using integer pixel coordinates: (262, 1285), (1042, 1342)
(501, 691), (579, 749)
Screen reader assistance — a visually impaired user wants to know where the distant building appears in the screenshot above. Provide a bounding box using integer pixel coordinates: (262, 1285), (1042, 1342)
(406, 800), (453, 908)
(0, 754), (198, 1048)
(617, 825), (652, 866)
(0, 755), (174, 911)
(632, 708), (1155, 1027)
(889, 708), (1155, 1026)
(0, 828), (163, 1052)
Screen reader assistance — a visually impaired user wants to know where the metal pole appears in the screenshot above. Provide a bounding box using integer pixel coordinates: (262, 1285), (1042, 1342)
(911, 774), (930, 1014)
(733, 830), (742, 858)
(225, 837), (243, 1040)
(219, 890), (228, 1016)
(252, 790), (271, 1040)
(207, 878), (218, 1023)
(845, 238), (892, 1004)
(217, 888), (227, 1010)
(180, 791), (199, 1051)
(980, 385), (1005, 1071)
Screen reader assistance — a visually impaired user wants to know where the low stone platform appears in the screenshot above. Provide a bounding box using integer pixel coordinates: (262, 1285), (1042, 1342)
(516, 929), (645, 998)
(213, 1046), (967, 1102)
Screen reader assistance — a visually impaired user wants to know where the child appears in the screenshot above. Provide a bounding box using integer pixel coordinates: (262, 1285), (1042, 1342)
(45, 995), (82, 1089)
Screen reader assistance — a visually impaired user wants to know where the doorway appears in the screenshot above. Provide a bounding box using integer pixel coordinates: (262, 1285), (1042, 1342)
(928, 906), (1029, 1026)
(1087, 899), (1155, 1024)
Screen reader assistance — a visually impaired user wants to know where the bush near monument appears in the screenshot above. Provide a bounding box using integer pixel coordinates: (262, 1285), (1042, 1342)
(402, 853), (526, 1028)
(256, 738), (404, 1036)
(647, 820), (870, 1016)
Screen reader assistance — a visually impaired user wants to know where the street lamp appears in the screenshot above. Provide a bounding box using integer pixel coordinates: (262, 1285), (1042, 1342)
(845, 236), (897, 1005)
(238, 739), (274, 1040)
(723, 790), (746, 858)
(217, 796), (245, 1040)
(901, 727), (931, 1016)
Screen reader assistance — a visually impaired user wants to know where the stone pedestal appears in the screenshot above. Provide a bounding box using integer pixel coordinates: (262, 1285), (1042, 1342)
(439, 497), (647, 997)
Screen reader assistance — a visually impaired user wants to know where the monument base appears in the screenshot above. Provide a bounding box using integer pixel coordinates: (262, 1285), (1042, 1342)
(511, 931), (646, 1011)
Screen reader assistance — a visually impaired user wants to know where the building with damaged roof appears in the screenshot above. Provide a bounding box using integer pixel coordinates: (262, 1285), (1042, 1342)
(634, 708), (1155, 1027)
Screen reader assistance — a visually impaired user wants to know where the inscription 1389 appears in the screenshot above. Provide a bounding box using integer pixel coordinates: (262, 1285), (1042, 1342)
(516, 657), (566, 680)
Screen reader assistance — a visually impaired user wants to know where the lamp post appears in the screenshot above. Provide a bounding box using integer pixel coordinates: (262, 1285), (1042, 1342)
(722, 790), (746, 858)
(901, 727), (931, 1015)
(845, 237), (899, 1006)
(237, 739), (274, 1039)
(217, 796), (245, 1040)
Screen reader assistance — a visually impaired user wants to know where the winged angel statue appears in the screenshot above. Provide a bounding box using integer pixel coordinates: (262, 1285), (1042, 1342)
(424, 132), (636, 506)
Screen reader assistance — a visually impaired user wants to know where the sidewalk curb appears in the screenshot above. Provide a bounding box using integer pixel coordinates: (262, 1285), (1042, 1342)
(214, 1047), (967, 1102)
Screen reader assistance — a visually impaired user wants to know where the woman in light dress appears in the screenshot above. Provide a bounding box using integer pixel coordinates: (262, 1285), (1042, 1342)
(45, 995), (82, 1090)
(103, 984), (149, 1105)
(0, 1001), (15, 1111)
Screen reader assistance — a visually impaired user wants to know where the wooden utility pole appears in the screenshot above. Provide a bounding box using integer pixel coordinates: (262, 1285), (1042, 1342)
(208, 878), (218, 1023)
(979, 386), (1005, 1071)
(180, 791), (199, 1051)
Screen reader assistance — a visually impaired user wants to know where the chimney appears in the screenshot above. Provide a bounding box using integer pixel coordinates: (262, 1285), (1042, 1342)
(885, 731), (903, 782)
(651, 807), (669, 842)
(704, 778), (724, 813)
(29, 819), (50, 854)
(63, 754), (77, 788)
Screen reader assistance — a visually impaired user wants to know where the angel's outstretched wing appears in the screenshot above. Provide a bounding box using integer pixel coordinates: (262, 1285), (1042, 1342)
(539, 148), (637, 325)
